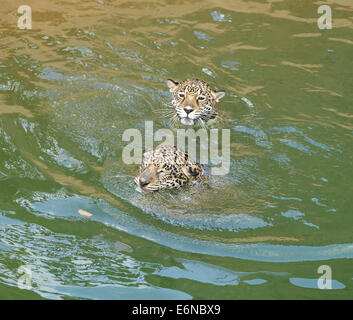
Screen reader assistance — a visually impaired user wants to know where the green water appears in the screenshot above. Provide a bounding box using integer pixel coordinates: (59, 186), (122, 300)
(0, 0), (353, 299)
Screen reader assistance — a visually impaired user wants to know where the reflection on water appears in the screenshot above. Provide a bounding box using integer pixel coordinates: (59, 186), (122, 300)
(0, 0), (353, 299)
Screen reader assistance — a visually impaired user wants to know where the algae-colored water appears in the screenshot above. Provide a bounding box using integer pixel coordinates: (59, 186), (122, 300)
(0, 0), (352, 299)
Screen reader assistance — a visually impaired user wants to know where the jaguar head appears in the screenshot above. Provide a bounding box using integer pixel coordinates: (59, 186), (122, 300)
(134, 145), (202, 192)
(166, 78), (225, 126)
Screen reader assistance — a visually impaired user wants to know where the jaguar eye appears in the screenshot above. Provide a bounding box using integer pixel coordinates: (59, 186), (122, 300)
(178, 92), (185, 98)
(188, 166), (198, 176)
(198, 96), (205, 101)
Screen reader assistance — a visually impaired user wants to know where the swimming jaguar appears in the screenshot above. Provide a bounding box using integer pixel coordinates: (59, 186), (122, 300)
(134, 144), (205, 192)
(166, 78), (225, 126)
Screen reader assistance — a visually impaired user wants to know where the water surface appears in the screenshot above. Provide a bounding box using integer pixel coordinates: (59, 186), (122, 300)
(0, 0), (353, 299)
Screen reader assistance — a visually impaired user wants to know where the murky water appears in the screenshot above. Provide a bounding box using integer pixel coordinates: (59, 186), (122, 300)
(0, 0), (353, 299)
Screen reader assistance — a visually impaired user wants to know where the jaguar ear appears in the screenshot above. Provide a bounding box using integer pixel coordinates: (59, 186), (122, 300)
(212, 90), (226, 102)
(166, 79), (179, 91)
(142, 148), (152, 157)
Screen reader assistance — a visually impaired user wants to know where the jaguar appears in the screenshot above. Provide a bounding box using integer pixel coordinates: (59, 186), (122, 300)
(166, 78), (225, 126)
(134, 144), (205, 192)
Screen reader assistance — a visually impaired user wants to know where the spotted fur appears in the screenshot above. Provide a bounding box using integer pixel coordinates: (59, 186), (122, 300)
(134, 144), (205, 192)
(166, 78), (225, 126)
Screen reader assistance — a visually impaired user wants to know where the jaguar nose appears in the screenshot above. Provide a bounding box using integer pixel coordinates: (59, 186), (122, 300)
(183, 106), (193, 115)
(138, 167), (155, 189)
(139, 177), (150, 187)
